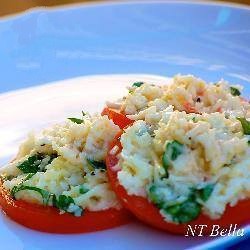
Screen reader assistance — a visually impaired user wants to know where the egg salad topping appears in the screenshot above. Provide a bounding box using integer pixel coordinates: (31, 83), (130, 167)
(117, 111), (250, 223)
(108, 75), (250, 125)
(0, 114), (121, 216)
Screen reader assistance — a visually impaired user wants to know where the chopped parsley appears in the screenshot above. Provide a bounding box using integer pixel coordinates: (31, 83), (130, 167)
(230, 86), (241, 96)
(237, 117), (250, 135)
(53, 195), (74, 211)
(17, 153), (57, 174)
(52, 194), (83, 216)
(196, 184), (214, 202)
(12, 185), (52, 205)
(11, 182), (83, 216)
(132, 82), (144, 88)
(68, 118), (84, 124)
(68, 111), (86, 124)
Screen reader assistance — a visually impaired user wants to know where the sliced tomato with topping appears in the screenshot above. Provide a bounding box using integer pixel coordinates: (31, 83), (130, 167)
(101, 107), (133, 129)
(0, 180), (131, 234)
(106, 131), (250, 235)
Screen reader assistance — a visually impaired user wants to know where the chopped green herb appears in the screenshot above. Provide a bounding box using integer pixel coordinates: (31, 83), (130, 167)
(148, 185), (165, 208)
(11, 185), (52, 205)
(147, 184), (203, 223)
(11, 172), (50, 205)
(164, 200), (201, 224)
(148, 183), (213, 224)
(237, 117), (250, 135)
(68, 117), (84, 124)
(53, 194), (83, 216)
(24, 173), (36, 180)
(17, 154), (57, 174)
(162, 140), (183, 171)
(17, 154), (43, 173)
(68, 111), (86, 124)
(10, 172), (35, 193)
(53, 195), (74, 210)
(132, 82), (144, 88)
(192, 117), (197, 122)
(11, 182), (83, 216)
(87, 158), (106, 170)
(230, 86), (241, 96)
(196, 184), (214, 202)
(79, 185), (89, 194)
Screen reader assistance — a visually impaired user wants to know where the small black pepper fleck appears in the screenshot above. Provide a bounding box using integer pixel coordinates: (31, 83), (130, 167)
(196, 97), (201, 102)
(188, 137), (191, 140)
(91, 171), (95, 176)
(40, 144), (46, 146)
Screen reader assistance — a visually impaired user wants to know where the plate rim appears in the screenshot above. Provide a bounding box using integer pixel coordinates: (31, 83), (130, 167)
(1, 0), (250, 22)
(1, 74), (249, 249)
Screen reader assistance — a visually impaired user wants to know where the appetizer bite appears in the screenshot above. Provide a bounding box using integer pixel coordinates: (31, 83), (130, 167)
(103, 75), (250, 128)
(106, 111), (250, 234)
(0, 113), (131, 233)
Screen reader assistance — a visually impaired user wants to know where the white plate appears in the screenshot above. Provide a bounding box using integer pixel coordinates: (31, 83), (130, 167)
(1, 0), (250, 248)
(0, 74), (249, 250)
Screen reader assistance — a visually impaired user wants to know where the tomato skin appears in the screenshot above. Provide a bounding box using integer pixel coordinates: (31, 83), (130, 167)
(106, 132), (250, 235)
(101, 107), (133, 129)
(0, 180), (131, 234)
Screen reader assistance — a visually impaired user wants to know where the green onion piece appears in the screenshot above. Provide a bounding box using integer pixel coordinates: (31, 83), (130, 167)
(148, 185), (165, 208)
(237, 117), (250, 135)
(162, 140), (183, 171)
(79, 185), (89, 194)
(148, 184), (202, 224)
(164, 200), (201, 224)
(230, 86), (241, 96)
(197, 184), (214, 202)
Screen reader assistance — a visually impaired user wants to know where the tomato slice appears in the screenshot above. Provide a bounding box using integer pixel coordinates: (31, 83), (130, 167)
(101, 107), (133, 129)
(106, 131), (250, 235)
(0, 180), (131, 234)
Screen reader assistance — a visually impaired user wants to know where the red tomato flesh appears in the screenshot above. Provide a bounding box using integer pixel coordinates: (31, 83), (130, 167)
(106, 131), (250, 235)
(101, 107), (133, 129)
(0, 180), (131, 234)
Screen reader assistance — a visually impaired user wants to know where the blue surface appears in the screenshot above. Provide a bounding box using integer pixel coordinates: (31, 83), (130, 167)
(227, 235), (250, 250)
(0, 1), (250, 94)
(0, 2), (250, 249)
